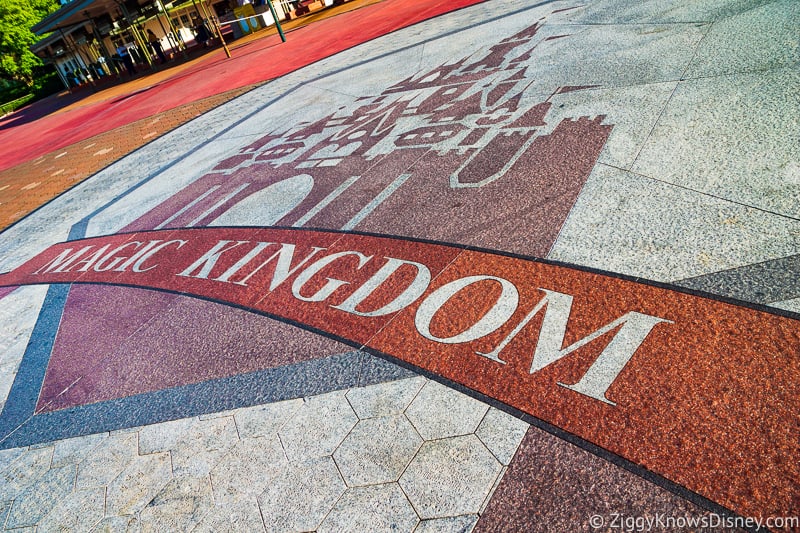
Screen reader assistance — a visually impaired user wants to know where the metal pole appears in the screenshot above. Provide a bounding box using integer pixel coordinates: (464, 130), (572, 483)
(155, 0), (188, 58)
(85, 12), (117, 76)
(265, 0), (286, 42)
(209, 16), (231, 58)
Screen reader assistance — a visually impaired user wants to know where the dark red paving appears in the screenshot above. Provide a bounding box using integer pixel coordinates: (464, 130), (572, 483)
(3, 227), (799, 522)
(0, 0), (487, 173)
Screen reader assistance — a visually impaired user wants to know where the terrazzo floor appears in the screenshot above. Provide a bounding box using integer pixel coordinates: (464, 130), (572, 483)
(0, 0), (798, 531)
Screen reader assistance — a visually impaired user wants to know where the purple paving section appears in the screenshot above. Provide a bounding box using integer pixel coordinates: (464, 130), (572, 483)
(39, 287), (349, 410)
(475, 427), (738, 532)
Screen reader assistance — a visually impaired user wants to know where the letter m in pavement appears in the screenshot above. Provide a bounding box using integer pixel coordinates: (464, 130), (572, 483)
(478, 288), (673, 405)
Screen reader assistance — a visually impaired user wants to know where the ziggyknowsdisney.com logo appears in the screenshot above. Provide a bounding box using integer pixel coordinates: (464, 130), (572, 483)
(588, 512), (800, 532)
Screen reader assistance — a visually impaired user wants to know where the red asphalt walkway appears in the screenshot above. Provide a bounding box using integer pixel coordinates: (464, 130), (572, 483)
(0, 0), (486, 173)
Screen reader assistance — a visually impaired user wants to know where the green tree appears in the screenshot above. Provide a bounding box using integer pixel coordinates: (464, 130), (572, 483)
(0, 0), (58, 85)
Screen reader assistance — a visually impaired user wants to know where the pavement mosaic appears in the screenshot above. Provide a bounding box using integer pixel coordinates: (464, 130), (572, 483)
(0, 0), (798, 531)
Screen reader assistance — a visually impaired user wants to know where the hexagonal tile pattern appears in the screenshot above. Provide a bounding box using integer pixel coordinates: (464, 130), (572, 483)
(192, 498), (266, 533)
(405, 381), (489, 440)
(0, 446), (53, 500)
(234, 398), (303, 439)
(5, 464), (76, 528)
(346, 377), (426, 419)
(51, 432), (108, 468)
(105, 452), (172, 516)
(139, 475), (214, 532)
(400, 434), (502, 519)
(258, 456), (346, 532)
(210, 435), (288, 504)
(475, 408), (529, 465)
(415, 515), (478, 533)
(75, 433), (138, 489)
(317, 483), (419, 533)
(278, 391), (358, 464)
(170, 416), (239, 477)
(35, 487), (105, 532)
(334, 414), (422, 486)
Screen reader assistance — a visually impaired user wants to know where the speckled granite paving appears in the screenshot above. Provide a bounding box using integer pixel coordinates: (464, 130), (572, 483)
(0, 0), (798, 531)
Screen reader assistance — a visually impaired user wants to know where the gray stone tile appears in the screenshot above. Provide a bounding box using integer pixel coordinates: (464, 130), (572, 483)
(257, 456), (346, 532)
(631, 67), (800, 218)
(346, 377), (426, 419)
(357, 355), (419, 388)
(564, 0), (755, 23)
(0, 448), (26, 477)
(770, 297), (800, 314)
(138, 417), (196, 455)
(415, 515), (478, 533)
(36, 487), (105, 533)
(52, 432), (108, 468)
(519, 22), (707, 94)
(278, 390), (358, 464)
(480, 465), (507, 515)
(318, 483), (419, 533)
(210, 435), (288, 505)
(91, 515), (141, 533)
(400, 435), (502, 519)
(76, 433), (138, 490)
(192, 498), (266, 533)
(105, 452), (172, 516)
(138, 475), (213, 533)
(543, 82), (677, 170)
(233, 398), (302, 439)
(334, 415), (422, 487)
(676, 253), (800, 304)
(0, 446), (53, 500)
(684, 0), (799, 78)
(405, 381), (489, 440)
(170, 416), (239, 477)
(6, 464), (76, 528)
(550, 164), (800, 281)
(0, 499), (11, 528)
(475, 408), (529, 466)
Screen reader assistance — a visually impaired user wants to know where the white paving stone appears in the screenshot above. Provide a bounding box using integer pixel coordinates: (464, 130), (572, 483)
(334, 414), (422, 486)
(52, 432), (108, 468)
(91, 514), (141, 533)
(631, 67), (800, 218)
(75, 433), (138, 490)
(137, 417), (196, 455)
(233, 398), (303, 439)
(400, 434), (502, 519)
(278, 390), (358, 464)
(36, 487), (105, 533)
(414, 515), (478, 533)
(405, 381), (489, 440)
(475, 408), (529, 466)
(345, 376), (426, 419)
(5, 464), (76, 529)
(257, 456), (346, 532)
(105, 452), (172, 516)
(210, 435), (288, 504)
(170, 416), (239, 477)
(317, 483), (419, 533)
(138, 475), (214, 533)
(0, 446), (53, 500)
(0, 449), (26, 477)
(192, 498), (266, 533)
